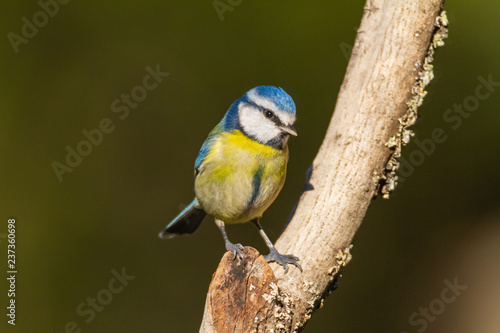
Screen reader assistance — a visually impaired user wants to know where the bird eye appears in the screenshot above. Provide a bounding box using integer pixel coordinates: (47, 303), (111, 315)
(264, 110), (274, 118)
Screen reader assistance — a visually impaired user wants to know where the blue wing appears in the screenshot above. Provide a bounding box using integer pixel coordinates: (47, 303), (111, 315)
(195, 121), (224, 172)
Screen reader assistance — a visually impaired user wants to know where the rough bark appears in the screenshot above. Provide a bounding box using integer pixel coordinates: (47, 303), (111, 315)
(200, 0), (448, 331)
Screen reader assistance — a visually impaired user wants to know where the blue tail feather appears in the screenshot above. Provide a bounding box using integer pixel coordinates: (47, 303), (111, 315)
(159, 199), (206, 239)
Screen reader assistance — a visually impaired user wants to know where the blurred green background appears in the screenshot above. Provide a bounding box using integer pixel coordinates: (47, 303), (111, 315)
(1, 1), (499, 332)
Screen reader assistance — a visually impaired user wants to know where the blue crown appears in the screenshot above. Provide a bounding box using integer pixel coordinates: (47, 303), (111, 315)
(249, 86), (296, 114)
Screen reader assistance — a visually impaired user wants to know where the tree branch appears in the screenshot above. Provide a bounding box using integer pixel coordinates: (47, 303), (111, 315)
(200, 1), (448, 331)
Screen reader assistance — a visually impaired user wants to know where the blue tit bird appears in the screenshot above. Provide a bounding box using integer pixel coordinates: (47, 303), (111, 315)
(159, 86), (301, 272)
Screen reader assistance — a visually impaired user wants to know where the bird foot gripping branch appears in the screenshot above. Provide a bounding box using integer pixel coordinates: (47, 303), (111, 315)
(264, 249), (302, 274)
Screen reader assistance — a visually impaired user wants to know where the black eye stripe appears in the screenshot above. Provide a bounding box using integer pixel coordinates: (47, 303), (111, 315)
(263, 109), (273, 118)
(262, 109), (284, 126)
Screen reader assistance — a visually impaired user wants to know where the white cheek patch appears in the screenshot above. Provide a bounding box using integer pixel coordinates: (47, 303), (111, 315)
(239, 104), (281, 143)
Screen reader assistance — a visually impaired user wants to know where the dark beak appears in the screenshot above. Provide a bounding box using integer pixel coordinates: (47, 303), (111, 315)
(280, 124), (298, 136)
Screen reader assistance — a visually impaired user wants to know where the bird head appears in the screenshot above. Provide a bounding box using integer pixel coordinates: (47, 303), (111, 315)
(223, 86), (297, 149)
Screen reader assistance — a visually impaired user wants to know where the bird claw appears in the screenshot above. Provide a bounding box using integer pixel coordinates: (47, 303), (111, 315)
(225, 242), (245, 261)
(264, 249), (302, 273)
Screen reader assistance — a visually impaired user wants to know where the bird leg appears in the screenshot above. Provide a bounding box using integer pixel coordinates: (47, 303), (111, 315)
(215, 219), (245, 260)
(252, 219), (302, 273)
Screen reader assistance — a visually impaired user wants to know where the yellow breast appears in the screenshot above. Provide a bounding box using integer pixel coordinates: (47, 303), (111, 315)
(195, 130), (288, 224)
